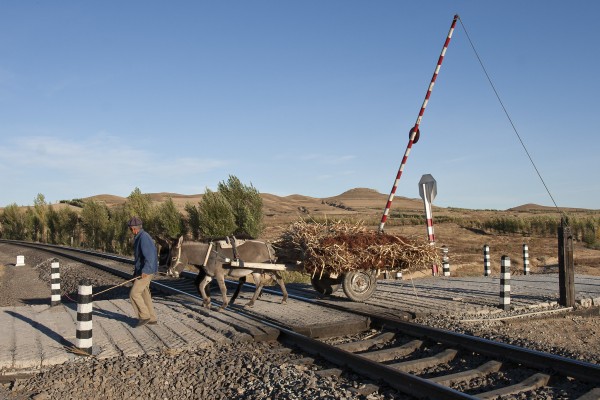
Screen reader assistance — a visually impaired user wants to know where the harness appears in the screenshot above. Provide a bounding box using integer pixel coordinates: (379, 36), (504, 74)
(217, 236), (244, 268)
(171, 241), (214, 269)
(171, 236), (273, 270)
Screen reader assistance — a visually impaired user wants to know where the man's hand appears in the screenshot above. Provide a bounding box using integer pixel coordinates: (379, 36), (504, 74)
(142, 273), (151, 279)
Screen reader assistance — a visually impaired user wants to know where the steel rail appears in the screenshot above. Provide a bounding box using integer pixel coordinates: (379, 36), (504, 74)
(277, 327), (478, 400)
(374, 318), (600, 385)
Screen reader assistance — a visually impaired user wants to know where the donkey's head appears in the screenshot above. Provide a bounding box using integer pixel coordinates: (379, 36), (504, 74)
(166, 236), (185, 278)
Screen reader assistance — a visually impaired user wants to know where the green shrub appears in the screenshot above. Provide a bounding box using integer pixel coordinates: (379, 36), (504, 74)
(198, 189), (237, 238)
(218, 175), (264, 238)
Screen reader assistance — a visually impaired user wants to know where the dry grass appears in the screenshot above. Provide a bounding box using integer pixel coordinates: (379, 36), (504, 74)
(273, 219), (441, 278)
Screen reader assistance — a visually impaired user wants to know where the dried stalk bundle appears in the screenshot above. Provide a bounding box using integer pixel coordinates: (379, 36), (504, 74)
(273, 220), (441, 277)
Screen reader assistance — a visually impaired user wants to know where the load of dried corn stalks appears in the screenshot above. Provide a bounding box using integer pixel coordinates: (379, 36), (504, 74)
(273, 220), (441, 277)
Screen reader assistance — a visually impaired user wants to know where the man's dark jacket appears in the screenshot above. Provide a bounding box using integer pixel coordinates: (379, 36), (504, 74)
(132, 229), (158, 276)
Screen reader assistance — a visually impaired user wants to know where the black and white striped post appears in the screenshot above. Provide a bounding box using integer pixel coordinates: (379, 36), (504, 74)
(442, 246), (450, 277)
(50, 260), (61, 306)
(523, 244), (530, 275)
(499, 256), (511, 311)
(483, 245), (491, 276)
(76, 279), (93, 355)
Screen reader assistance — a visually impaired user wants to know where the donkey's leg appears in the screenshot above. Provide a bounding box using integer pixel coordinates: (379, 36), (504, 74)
(198, 275), (213, 309)
(230, 276), (247, 305)
(246, 273), (263, 308)
(194, 270), (206, 294)
(215, 275), (229, 311)
(274, 271), (288, 304)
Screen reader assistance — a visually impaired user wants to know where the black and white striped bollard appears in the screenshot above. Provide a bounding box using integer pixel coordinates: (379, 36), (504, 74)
(442, 246), (450, 277)
(50, 260), (61, 306)
(499, 256), (511, 311)
(483, 244), (491, 277)
(523, 244), (530, 275)
(76, 279), (93, 355)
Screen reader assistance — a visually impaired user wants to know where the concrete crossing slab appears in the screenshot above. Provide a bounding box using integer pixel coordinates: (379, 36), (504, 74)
(0, 297), (280, 373)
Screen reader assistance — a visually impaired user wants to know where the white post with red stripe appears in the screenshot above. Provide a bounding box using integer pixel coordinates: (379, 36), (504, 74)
(419, 174), (438, 276)
(379, 15), (458, 234)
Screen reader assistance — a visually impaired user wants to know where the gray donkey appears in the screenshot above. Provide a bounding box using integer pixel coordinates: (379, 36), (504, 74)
(167, 236), (288, 310)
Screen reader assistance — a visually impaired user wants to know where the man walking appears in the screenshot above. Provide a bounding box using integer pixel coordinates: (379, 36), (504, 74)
(127, 216), (158, 327)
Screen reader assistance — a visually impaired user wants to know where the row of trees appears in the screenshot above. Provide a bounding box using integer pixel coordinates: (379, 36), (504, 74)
(0, 176), (264, 256)
(472, 215), (600, 246)
(388, 210), (600, 248)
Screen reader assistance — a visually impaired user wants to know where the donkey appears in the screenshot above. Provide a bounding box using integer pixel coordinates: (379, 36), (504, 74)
(167, 236), (288, 310)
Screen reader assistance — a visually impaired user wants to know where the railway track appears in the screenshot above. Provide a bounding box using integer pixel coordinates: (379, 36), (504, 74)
(3, 239), (600, 399)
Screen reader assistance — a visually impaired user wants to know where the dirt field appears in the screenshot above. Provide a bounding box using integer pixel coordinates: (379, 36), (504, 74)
(258, 188), (600, 277)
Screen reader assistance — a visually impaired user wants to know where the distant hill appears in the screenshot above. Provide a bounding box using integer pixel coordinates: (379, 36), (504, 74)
(1, 188), (597, 214)
(324, 187), (422, 212)
(508, 203), (595, 213)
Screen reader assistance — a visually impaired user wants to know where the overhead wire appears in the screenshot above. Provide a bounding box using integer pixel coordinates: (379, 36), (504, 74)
(456, 16), (568, 222)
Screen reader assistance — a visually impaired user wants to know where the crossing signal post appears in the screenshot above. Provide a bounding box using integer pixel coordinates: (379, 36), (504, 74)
(419, 174), (438, 276)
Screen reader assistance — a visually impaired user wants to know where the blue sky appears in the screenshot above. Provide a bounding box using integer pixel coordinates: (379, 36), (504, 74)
(1, 1), (598, 210)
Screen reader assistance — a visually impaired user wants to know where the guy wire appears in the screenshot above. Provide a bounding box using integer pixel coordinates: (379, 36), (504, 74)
(457, 16), (567, 221)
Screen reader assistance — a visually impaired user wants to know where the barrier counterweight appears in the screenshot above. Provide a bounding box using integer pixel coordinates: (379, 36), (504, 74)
(76, 279), (93, 355)
(483, 245), (491, 276)
(499, 256), (511, 311)
(50, 260), (61, 306)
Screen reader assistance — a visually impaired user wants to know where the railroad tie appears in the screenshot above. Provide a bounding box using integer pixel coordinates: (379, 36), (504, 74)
(335, 332), (396, 353)
(359, 340), (424, 363)
(429, 360), (502, 386)
(349, 383), (380, 397)
(388, 348), (458, 373)
(474, 372), (551, 399)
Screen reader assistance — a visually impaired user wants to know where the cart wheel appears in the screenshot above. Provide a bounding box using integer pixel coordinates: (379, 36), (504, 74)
(342, 270), (377, 302)
(311, 274), (342, 296)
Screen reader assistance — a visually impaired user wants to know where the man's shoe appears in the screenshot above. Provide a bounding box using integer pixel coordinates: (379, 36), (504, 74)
(136, 319), (150, 327)
(148, 320), (158, 325)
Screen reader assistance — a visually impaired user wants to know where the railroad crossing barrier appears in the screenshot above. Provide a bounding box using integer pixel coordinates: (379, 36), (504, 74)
(51, 259), (61, 306)
(442, 246), (450, 276)
(500, 256), (511, 310)
(15, 255), (25, 266)
(483, 245), (491, 276)
(523, 244), (530, 275)
(76, 279), (93, 355)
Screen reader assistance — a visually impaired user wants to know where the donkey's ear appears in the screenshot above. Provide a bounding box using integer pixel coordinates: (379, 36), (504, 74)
(177, 236), (184, 247)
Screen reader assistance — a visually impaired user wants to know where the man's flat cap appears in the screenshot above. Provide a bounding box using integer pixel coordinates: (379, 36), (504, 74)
(127, 216), (143, 227)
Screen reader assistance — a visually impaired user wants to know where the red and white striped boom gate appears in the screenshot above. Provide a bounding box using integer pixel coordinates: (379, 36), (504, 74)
(378, 15), (458, 234)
